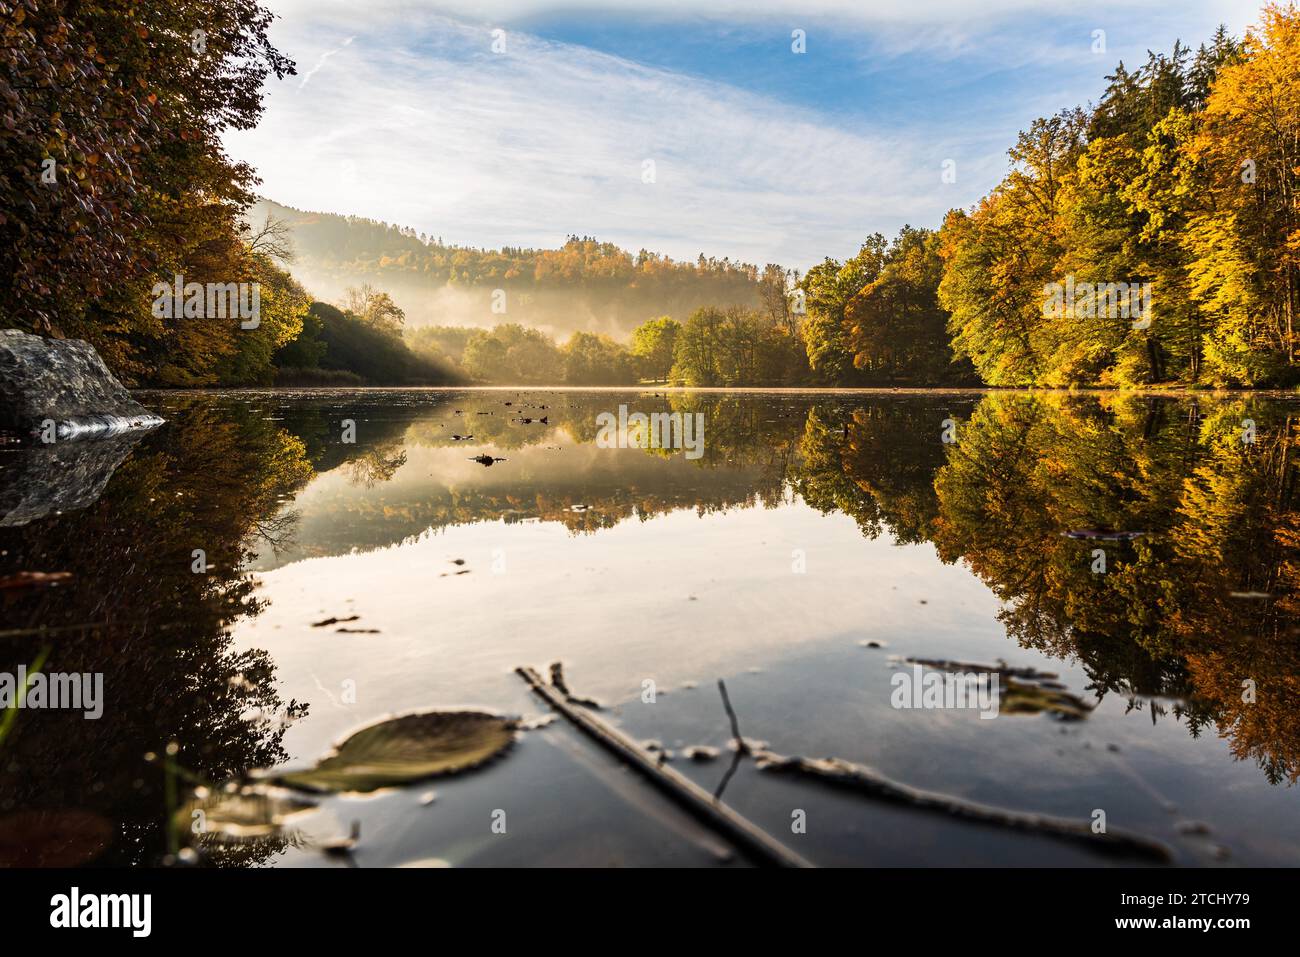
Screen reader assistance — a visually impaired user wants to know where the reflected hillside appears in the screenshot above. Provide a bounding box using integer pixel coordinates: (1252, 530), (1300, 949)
(242, 392), (807, 568)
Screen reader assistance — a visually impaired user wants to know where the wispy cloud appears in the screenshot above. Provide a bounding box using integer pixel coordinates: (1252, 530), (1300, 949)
(265, 0), (1261, 31)
(298, 35), (355, 88)
(230, 14), (978, 267)
(231, 2), (1266, 268)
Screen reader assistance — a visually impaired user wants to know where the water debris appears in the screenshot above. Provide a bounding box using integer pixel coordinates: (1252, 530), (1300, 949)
(548, 661), (603, 709)
(450, 434), (473, 441)
(336, 627), (380, 634)
(272, 710), (519, 794)
(470, 454), (505, 466)
(0, 571), (72, 592)
(1228, 591), (1272, 599)
(568, 504), (590, 512)
(643, 741), (674, 762)
(180, 785), (319, 844)
(903, 657), (1092, 720)
(753, 751), (1172, 863)
(989, 678), (1089, 719)
(718, 679), (748, 756)
(312, 615), (359, 627)
(515, 665), (812, 868)
(450, 558), (466, 565)
(1062, 528), (1146, 541)
(858, 639), (887, 648)
(906, 656), (1058, 682)
(419, 790), (437, 806)
(683, 745), (721, 762)
(320, 821), (361, 858)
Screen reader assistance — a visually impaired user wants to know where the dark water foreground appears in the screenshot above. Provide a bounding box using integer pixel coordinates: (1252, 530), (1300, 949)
(1, 388), (1299, 868)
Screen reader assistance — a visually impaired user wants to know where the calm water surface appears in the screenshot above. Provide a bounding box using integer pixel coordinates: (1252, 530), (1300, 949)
(3, 388), (1299, 867)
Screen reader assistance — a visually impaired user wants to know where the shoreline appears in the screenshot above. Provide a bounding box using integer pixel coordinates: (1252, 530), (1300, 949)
(129, 384), (1300, 397)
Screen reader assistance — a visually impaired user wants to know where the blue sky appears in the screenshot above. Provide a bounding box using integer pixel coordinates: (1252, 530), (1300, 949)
(228, 1), (1264, 271)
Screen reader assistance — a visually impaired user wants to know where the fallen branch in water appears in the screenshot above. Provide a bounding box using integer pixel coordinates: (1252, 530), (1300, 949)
(548, 661), (602, 709)
(717, 679), (749, 756)
(754, 751), (1172, 863)
(713, 680), (745, 800)
(516, 666), (813, 868)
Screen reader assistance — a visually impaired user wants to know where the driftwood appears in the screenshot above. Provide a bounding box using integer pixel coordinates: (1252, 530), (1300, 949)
(516, 666), (812, 868)
(754, 751), (1172, 863)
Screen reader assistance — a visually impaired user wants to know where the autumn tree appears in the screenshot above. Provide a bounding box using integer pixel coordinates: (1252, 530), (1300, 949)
(1185, 3), (1300, 384)
(629, 316), (681, 382)
(342, 283), (405, 336)
(938, 110), (1086, 386)
(798, 236), (888, 384)
(845, 226), (964, 384)
(0, 0), (294, 383)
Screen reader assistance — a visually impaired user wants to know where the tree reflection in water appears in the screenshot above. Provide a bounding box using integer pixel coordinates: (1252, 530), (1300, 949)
(3, 388), (1299, 867)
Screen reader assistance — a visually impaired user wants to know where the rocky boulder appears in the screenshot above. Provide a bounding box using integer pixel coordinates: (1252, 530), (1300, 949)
(0, 330), (164, 439)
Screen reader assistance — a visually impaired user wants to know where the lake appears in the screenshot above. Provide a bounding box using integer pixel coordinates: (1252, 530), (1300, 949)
(2, 387), (1299, 867)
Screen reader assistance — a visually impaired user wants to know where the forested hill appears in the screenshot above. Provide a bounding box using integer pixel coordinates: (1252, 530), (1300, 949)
(249, 199), (774, 338)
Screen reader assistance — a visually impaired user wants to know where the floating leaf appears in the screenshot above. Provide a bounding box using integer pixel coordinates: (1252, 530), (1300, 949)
(273, 711), (517, 794)
(1000, 679), (1092, 720)
(181, 785), (318, 843)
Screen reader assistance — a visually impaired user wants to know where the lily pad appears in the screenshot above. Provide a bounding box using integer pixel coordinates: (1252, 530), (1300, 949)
(272, 710), (517, 794)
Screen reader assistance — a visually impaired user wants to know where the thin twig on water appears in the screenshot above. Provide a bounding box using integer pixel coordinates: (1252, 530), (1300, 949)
(516, 665), (812, 868)
(755, 751), (1172, 863)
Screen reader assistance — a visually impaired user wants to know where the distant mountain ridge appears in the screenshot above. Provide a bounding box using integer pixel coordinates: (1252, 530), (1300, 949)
(249, 199), (771, 339)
